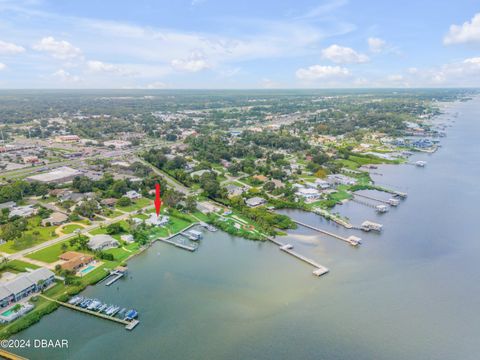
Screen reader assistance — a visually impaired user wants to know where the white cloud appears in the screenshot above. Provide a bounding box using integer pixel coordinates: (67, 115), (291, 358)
(296, 64), (350, 80)
(86, 60), (138, 76)
(367, 37), (386, 53)
(0, 63), (6, 71)
(321, 44), (369, 64)
(33, 36), (82, 60)
(0, 40), (25, 55)
(52, 69), (80, 82)
(145, 81), (167, 89)
(171, 52), (210, 72)
(260, 78), (282, 88)
(444, 13), (480, 45)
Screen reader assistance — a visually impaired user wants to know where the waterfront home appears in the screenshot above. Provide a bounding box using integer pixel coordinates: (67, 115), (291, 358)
(296, 188), (321, 203)
(245, 197), (266, 207)
(59, 251), (94, 273)
(41, 212), (68, 226)
(121, 234), (135, 243)
(0, 268), (55, 307)
(125, 190), (142, 200)
(314, 179), (331, 189)
(327, 174), (357, 186)
(88, 234), (119, 251)
(145, 213), (169, 227)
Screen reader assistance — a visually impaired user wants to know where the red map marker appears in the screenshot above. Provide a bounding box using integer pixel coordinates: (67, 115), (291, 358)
(154, 183), (162, 215)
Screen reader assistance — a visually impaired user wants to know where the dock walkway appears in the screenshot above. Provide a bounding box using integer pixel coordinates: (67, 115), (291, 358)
(39, 295), (138, 331)
(293, 220), (361, 246)
(265, 237), (329, 277)
(0, 349), (28, 360)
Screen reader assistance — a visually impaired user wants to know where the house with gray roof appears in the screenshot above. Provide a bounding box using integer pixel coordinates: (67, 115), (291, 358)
(88, 234), (119, 251)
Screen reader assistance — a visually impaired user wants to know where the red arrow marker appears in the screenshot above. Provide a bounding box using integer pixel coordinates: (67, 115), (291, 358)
(154, 183), (162, 215)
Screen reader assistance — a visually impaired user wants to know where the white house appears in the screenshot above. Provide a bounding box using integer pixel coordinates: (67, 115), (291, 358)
(145, 213), (169, 226)
(88, 234), (119, 251)
(125, 190), (142, 200)
(245, 197), (266, 207)
(296, 188), (321, 203)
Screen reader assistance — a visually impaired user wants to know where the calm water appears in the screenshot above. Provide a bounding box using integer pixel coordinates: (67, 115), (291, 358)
(14, 99), (480, 360)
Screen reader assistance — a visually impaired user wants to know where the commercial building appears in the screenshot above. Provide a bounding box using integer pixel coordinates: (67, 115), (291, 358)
(26, 166), (82, 184)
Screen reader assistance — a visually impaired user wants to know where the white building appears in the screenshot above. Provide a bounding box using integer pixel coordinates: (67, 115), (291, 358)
(296, 188), (321, 203)
(245, 197), (266, 207)
(145, 213), (169, 227)
(327, 174), (357, 186)
(125, 190), (142, 200)
(88, 234), (119, 251)
(9, 205), (36, 218)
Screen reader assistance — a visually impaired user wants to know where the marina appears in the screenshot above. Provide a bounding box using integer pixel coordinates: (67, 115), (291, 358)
(44, 294), (140, 331)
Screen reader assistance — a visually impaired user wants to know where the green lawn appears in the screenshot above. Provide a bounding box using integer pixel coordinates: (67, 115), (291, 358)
(116, 197), (151, 212)
(0, 216), (58, 253)
(26, 240), (92, 263)
(62, 224), (84, 234)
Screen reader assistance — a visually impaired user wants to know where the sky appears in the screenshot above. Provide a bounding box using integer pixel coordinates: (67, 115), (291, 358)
(0, 0), (479, 89)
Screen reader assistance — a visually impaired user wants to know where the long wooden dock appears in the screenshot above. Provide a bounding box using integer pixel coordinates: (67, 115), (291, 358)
(293, 220), (361, 246)
(105, 271), (125, 286)
(157, 238), (197, 251)
(0, 349), (28, 360)
(280, 246), (329, 276)
(353, 193), (389, 205)
(39, 295), (138, 330)
(265, 237), (329, 277)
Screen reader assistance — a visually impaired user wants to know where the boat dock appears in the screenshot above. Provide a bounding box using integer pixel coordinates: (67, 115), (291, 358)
(265, 238), (329, 277)
(293, 220), (361, 246)
(105, 270), (125, 286)
(39, 295), (139, 331)
(0, 349), (28, 360)
(158, 237), (197, 251)
(353, 193), (399, 206)
(280, 245), (329, 277)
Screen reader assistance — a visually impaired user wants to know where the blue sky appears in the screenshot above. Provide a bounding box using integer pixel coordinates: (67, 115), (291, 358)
(0, 0), (479, 88)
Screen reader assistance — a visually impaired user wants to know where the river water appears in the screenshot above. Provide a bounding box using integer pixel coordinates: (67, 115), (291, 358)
(14, 98), (480, 360)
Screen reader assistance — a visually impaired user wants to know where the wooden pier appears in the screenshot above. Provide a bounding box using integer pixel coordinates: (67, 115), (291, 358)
(158, 238), (197, 251)
(293, 220), (361, 246)
(265, 237), (329, 277)
(0, 349), (28, 360)
(353, 193), (390, 205)
(40, 295), (139, 331)
(280, 246), (329, 277)
(105, 271), (125, 286)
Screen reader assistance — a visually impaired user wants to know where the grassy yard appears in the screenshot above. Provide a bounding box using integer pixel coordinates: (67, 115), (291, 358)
(0, 216), (58, 253)
(116, 197), (151, 212)
(61, 224), (84, 234)
(26, 240), (92, 263)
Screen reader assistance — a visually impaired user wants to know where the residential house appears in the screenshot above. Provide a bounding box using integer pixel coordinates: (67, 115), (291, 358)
(87, 234), (119, 251)
(8, 205), (36, 218)
(125, 190), (142, 200)
(41, 212), (68, 226)
(245, 197), (266, 207)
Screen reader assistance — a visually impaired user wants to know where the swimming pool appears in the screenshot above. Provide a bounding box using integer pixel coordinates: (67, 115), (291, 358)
(79, 265), (96, 275)
(1, 308), (15, 317)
